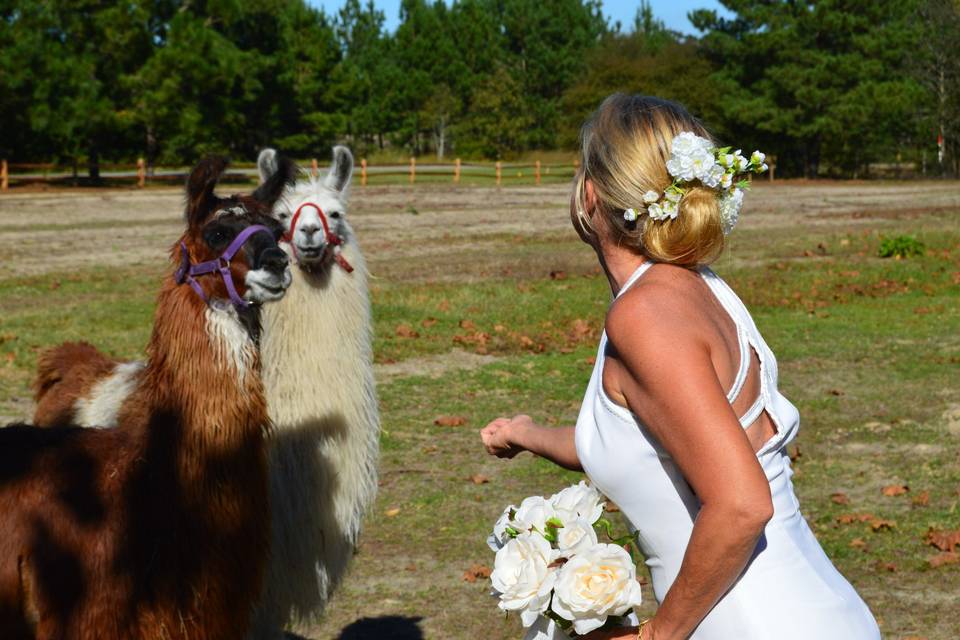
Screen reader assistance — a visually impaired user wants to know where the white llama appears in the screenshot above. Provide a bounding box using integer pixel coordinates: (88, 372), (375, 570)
(248, 146), (380, 639)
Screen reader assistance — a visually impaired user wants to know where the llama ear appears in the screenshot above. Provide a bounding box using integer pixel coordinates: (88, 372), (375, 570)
(185, 156), (229, 226)
(253, 153), (298, 210)
(323, 145), (354, 195)
(257, 148), (279, 185)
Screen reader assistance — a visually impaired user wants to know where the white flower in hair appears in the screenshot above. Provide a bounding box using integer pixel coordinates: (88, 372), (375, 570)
(720, 188), (745, 235)
(641, 132), (768, 232)
(623, 208), (638, 222)
(647, 202), (667, 221)
(733, 150), (748, 172)
(702, 163), (726, 189)
(662, 199), (679, 220)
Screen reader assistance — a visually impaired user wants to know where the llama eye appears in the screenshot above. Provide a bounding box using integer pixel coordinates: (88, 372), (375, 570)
(279, 212), (289, 219)
(330, 211), (341, 219)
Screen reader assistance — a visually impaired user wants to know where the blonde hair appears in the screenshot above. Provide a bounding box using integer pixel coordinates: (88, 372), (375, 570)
(574, 94), (724, 268)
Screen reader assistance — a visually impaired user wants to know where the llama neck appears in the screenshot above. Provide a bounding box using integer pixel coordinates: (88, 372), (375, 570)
(141, 279), (269, 455)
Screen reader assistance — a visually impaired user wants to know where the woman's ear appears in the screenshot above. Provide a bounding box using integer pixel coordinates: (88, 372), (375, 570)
(583, 179), (598, 219)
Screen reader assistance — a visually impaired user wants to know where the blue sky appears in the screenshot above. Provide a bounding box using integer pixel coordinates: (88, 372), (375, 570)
(306, 0), (734, 35)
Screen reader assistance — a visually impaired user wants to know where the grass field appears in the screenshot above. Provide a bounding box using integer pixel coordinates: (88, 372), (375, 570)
(1, 180), (959, 639)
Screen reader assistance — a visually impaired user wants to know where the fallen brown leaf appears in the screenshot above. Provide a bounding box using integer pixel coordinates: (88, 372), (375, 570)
(836, 513), (877, 525)
(421, 317), (438, 328)
(881, 484), (909, 497)
(924, 528), (960, 552)
(604, 502), (621, 513)
(870, 519), (896, 532)
(434, 415), (467, 427)
(827, 389), (845, 396)
(384, 508), (401, 517)
(549, 270), (568, 280)
(462, 564), (492, 583)
(788, 444), (802, 462)
(911, 490), (930, 506)
(459, 319), (477, 331)
(873, 561), (897, 572)
(849, 538), (867, 550)
(830, 492), (850, 505)
(470, 474), (490, 485)
(395, 324), (420, 338)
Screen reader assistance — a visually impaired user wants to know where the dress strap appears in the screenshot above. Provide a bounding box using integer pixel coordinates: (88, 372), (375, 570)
(615, 261), (655, 299)
(725, 325), (752, 404)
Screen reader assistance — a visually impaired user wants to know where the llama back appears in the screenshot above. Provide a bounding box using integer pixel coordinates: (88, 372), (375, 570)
(32, 342), (119, 427)
(255, 240), (380, 631)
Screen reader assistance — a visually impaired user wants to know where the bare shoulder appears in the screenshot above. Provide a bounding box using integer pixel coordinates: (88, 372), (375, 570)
(605, 265), (708, 359)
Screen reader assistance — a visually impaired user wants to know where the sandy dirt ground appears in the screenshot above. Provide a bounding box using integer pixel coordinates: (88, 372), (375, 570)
(2, 180), (958, 281)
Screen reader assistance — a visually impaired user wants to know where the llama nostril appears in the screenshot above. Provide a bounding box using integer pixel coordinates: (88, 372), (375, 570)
(260, 248), (288, 272)
(299, 224), (320, 238)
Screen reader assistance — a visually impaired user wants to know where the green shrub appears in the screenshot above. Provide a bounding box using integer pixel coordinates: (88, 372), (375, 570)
(878, 235), (925, 259)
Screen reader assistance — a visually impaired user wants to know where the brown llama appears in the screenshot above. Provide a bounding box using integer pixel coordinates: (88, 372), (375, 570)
(0, 155), (296, 639)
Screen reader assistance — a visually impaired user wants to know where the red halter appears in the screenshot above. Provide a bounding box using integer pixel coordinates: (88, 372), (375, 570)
(282, 202), (354, 273)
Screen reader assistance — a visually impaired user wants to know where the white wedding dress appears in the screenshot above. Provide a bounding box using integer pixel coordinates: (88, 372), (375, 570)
(574, 262), (880, 639)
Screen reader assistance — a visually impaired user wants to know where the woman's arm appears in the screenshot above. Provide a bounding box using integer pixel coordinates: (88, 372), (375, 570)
(601, 284), (774, 640)
(480, 415), (582, 471)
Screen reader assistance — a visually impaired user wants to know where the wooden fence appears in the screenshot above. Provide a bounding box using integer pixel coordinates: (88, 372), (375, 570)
(0, 156), (782, 191)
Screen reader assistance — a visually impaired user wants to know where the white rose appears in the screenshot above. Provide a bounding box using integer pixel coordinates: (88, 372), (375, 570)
(491, 532), (559, 627)
(513, 495), (559, 535)
(488, 504), (517, 551)
(623, 208), (638, 222)
(642, 190), (660, 204)
(556, 518), (599, 557)
(647, 202), (666, 221)
(523, 615), (568, 640)
(551, 543), (644, 635)
(550, 481), (605, 525)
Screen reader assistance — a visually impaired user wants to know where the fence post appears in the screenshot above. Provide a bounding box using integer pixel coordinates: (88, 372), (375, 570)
(311, 158), (319, 178)
(361, 158), (367, 187)
(1, 160), (7, 192)
(409, 157), (416, 184)
(136, 157), (146, 188)
(769, 155), (776, 182)
(454, 158), (461, 184)
(495, 161), (502, 187)
(535, 159), (541, 186)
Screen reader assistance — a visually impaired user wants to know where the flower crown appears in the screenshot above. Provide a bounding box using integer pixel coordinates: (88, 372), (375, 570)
(624, 131), (769, 235)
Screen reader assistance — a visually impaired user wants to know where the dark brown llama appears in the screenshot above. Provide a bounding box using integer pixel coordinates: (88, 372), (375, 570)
(0, 155), (296, 640)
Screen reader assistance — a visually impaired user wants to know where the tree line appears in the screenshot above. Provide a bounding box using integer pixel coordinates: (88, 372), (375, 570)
(0, 0), (956, 179)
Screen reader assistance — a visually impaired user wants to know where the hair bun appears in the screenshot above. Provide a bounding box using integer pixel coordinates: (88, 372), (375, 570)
(641, 185), (724, 267)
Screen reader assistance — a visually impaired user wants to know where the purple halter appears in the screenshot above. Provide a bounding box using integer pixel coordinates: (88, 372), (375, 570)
(174, 224), (275, 309)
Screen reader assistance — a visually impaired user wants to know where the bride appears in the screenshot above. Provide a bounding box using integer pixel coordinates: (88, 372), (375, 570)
(480, 94), (880, 639)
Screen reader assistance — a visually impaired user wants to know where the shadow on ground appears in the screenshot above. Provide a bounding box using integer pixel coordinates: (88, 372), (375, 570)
(286, 616), (424, 640)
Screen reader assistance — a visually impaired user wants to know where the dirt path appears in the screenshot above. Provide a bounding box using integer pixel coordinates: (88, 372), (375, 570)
(2, 181), (957, 279)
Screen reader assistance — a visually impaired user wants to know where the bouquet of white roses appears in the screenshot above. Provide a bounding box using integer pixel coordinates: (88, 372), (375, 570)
(487, 481), (643, 639)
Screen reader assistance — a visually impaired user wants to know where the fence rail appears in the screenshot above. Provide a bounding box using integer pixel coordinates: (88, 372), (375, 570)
(0, 156), (784, 192)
